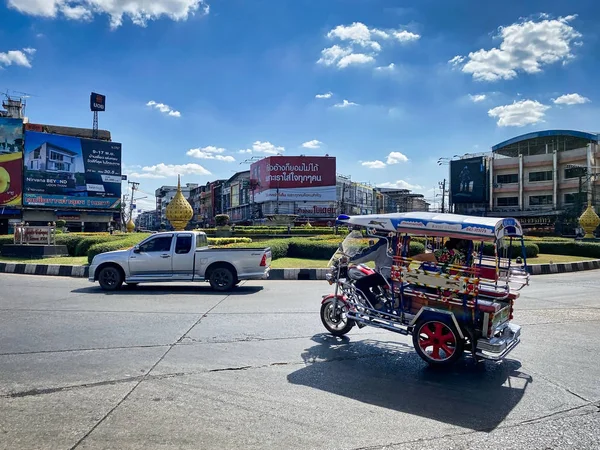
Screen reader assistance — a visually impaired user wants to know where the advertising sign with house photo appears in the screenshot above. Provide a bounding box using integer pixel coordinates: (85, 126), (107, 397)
(22, 131), (122, 209)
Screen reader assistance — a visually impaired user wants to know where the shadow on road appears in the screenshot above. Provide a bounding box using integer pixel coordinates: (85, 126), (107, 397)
(71, 284), (264, 296)
(287, 334), (532, 431)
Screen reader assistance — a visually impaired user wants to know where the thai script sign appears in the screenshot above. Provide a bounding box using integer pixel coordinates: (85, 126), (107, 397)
(14, 226), (56, 245)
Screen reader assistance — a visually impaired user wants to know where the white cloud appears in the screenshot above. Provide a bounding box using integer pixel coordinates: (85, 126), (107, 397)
(318, 22), (420, 69)
(448, 55), (465, 66)
(315, 91), (333, 99)
(469, 94), (487, 102)
(301, 140), (322, 149)
(377, 180), (423, 190)
(452, 15), (581, 81)
(375, 63), (395, 71)
(7, 0), (209, 29)
(333, 99), (358, 108)
(239, 141), (285, 155)
(552, 93), (590, 105)
(129, 163), (211, 179)
(488, 100), (550, 127)
(386, 151), (409, 164)
(362, 160), (386, 169)
(0, 47), (35, 68)
(186, 146), (235, 162)
(393, 30), (420, 42)
(337, 53), (374, 68)
(146, 100), (181, 117)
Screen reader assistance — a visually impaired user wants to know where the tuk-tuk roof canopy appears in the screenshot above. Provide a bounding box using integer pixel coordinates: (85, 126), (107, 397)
(336, 212), (523, 241)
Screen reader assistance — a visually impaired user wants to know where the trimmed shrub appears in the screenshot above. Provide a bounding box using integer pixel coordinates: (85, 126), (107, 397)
(0, 235), (14, 249)
(215, 214), (230, 226)
(88, 240), (134, 263)
(287, 239), (340, 259)
(208, 237), (252, 245)
(481, 242), (539, 259)
(533, 241), (600, 259)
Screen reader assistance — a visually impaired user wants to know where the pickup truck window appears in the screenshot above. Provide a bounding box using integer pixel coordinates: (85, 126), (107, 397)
(196, 233), (208, 249)
(175, 235), (193, 254)
(139, 236), (173, 253)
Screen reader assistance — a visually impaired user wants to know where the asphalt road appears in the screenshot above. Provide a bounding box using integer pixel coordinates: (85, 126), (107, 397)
(0, 272), (599, 450)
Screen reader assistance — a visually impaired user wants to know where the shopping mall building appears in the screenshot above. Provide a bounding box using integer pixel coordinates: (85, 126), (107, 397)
(450, 130), (599, 231)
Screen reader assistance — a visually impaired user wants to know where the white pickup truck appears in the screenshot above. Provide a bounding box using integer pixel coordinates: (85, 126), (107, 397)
(88, 231), (271, 291)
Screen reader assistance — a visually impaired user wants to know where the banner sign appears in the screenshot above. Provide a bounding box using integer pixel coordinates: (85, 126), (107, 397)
(0, 117), (24, 207)
(250, 156), (336, 203)
(23, 131), (122, 209)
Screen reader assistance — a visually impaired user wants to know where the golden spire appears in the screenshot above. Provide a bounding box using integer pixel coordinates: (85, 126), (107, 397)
(166, 174), (193, 231)
(578, 201), (600, 239)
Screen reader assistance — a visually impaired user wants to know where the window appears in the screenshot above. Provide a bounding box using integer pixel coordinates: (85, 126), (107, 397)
(529, 171), (553, 182)
(497, 197), (518, 207)
(564, 193), (584, 204)
(565, 167), (586, 179)
(196, 233), (208, 249)
(139, 236), (173, 253)
(529, 195), (553, 206)
(496, 174), (518, 184)
(175, 235), (193, 254)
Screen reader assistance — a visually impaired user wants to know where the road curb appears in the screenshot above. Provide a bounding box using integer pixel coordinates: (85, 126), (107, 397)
(0, 262), (90, 278)
(525, 259), (600, 275)
(1, 260), (599, 280)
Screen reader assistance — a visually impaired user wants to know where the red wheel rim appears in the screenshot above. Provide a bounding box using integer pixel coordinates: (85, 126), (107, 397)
(418, 321), (457, 361)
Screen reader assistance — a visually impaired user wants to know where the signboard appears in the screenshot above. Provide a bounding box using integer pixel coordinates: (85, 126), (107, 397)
(250, 156), (337, 203)
(296, 202), (337, 217)
(450, 156), (487, 204)
(0, 117), (24, 207)
(24, 123), (111, 141)
(90, 92), (106, 112)
(22, 131), (122, 209)
(14, 226), (56, 245)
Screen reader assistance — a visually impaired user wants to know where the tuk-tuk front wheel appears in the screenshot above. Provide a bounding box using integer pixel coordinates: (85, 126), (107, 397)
(412, 318), (464, 367)
(320, 299), (354, 336)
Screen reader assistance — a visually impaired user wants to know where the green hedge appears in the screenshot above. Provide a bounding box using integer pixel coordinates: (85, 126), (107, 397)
(533, 241), (600, 259)
(481, 242), (539, 259)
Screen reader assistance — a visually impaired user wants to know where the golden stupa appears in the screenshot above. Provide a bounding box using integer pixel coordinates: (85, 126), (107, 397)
(166, 175), (193, 231)
(126, 217), (135, 233)
(578, 202), (600, 239)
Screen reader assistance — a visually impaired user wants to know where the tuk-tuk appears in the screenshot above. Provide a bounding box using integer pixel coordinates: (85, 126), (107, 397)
(320, 212), (530, 367)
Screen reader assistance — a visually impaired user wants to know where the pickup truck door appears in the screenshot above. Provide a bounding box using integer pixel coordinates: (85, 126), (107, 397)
(172, 233), (195, 280)
(128, 234), (174, 279)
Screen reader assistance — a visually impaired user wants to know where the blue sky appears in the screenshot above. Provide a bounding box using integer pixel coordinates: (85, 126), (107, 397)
(1, 0), (599, 211)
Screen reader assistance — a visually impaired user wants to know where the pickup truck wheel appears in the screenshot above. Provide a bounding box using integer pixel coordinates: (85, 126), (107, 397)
(209, 267), (235, 291)
(98, 266), (123, 291)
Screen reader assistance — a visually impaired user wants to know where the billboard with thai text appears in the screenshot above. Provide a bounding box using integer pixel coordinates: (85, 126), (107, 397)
(250, 156), (336, 203)
(22, 131), (122, 209)
(0, 117), (24, 207)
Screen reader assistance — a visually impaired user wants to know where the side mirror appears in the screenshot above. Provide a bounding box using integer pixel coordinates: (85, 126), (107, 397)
(133, 245), (141, 254)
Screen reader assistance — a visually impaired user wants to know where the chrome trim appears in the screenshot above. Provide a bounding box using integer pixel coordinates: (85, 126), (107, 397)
(482, 312), (490, 338)
(409, 306), (465, 340)
(476, 323), (521, 358)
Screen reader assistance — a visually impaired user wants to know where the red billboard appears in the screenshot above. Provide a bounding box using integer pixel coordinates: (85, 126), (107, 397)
(250, 156), (337, 202)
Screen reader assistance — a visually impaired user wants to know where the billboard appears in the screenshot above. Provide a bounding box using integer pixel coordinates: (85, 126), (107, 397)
(90, 92), (106, 112)
(450, 156), (487, 204)
(23, 131), (122, 209)
(25, 122), (111, 141)
(250, 156), (337, 203)
(0, 117), (24, 207)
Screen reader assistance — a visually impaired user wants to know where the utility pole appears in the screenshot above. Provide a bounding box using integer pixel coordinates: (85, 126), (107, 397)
(438, 179), (447, 213)
(128, 181), (140, 225)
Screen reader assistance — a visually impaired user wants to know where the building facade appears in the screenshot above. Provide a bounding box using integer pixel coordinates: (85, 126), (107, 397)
(450, 130), (600, 231)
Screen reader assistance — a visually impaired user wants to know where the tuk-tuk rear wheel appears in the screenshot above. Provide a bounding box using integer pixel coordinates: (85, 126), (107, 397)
(412, 318), (464, 367)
